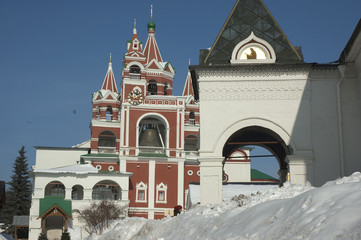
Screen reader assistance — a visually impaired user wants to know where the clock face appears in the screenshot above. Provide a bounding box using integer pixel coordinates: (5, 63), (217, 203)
(128, 88), (143, 105)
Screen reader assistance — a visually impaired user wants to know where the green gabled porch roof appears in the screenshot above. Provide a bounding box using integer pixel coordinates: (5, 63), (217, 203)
(39, 196), (72, 217)
(251, 169), (278, 181)
(202, 0), (303, 65)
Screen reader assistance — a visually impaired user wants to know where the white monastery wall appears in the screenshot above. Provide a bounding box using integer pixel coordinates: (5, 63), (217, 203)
(34, 148), (88, 169)
(309, 70), (341, 186)
(198, 73), (312, 157)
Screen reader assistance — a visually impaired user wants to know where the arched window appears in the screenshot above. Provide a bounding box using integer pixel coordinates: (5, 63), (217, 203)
(129, 65), (141, 80)
(129, 65), (141, 74)
(106, 106), (113, 121)
(98, 131), (116, 153)
(71, 185), (84, 200)
(184, 135), (198, 151)
(97, 106), (101, 120)
(138, 117), (167, 154)
(148, 80), (157, 95)
(98, 131), (116, 147)
(189, 110), (195, 125)
(45, 181), (65, 198)
(92, 181), (121, 200)
(164, 82), (168, 95)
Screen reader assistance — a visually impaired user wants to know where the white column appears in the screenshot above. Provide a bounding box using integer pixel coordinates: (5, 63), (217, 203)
(199, 157), (223, 205)
(180, 107), (185, 158)
(126, 106), (130, 148)
(148, 160), (155, 219)
(177, 160), (185, 206)
(176, 108), (180, 156)
(286, 155), (314, 185)
(65, 188), (72, 200)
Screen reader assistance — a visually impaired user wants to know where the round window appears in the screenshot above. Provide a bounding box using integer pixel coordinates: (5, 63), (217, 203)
(197, 170), (200, 176)
(187, 170), (193, 176)
(108, 166), (114, 171)
(96, 165), (102, 170)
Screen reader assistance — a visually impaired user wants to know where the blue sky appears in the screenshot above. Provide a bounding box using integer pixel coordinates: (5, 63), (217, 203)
(0, 0), (360, 183)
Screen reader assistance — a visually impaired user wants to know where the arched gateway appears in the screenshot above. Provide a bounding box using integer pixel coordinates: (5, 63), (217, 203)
(188, 0), (361, 205)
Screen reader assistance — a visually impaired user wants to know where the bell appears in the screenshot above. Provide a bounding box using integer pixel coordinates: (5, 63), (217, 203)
(139, 129), (162, 147)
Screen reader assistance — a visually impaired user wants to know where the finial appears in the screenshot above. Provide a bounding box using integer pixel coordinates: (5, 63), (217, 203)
(151, 5), (153, 19)
(189, 58), (191, 66)
(133, 19), (137, 34)
(109, 52), (112, 63)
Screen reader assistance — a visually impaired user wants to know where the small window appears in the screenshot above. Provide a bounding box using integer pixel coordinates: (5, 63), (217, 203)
(130, 65), (141, 74)
(158, 191), (165, 201)
(106, 106), (113, 121)
(108, 166), (114, 171)
(187, 170), (193, 176)
(189, 110), (195, 125)
(164, 83), (168, 95)
(156, 182), (167, 203)
(136, 182), (147, 203)
(148, 80), (157, 95)
(138, 190), (145, 201)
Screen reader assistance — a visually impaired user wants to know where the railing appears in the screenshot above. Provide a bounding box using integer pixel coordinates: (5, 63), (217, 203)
(98, 146), (117, 153)
(139, 146), (166, 154)
(185, 151), (199, 156)
(129, 73), (141, 80)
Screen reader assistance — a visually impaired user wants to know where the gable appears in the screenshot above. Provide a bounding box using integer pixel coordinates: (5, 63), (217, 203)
(201, 0), (303, 65)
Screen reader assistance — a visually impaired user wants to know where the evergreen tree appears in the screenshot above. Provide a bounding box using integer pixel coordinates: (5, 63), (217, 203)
(0, 146), (32, 234)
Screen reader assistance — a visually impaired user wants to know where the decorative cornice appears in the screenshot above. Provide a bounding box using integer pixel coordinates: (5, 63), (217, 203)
(191, 64), (312, 78)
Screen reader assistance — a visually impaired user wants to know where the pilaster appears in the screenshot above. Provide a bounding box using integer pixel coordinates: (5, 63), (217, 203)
(199, 157), (223, 205)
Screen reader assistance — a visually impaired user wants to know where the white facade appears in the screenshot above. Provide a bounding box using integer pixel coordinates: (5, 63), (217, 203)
(28, 148), (132, 239)
(190, 2), (361, 205)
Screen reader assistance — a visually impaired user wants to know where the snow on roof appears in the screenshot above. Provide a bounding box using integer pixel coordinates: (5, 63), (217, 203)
(72, 139), (91, 148)
(34, 163), (98, 174)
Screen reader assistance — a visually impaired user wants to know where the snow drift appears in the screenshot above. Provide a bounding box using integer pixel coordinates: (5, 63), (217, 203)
(80, 172), (361, 240)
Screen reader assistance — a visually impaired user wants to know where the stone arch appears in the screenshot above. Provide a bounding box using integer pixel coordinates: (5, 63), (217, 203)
(92, 180), (121, 200)
(44, 181), (65, 198)
(126, 61), (145, 70)
(218, 119), (294, 184)
(71, 185), (84, 200)
(214, 118), (295, 157)
(136, 113), (170, 155)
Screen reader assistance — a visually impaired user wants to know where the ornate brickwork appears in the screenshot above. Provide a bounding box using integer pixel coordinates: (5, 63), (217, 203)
(200, 79), (310, 101)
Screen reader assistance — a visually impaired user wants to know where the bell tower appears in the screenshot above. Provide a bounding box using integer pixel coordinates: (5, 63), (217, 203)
(90, 55), (121, 154)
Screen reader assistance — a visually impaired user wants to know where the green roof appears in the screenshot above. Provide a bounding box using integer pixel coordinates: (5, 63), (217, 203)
(138, 152), (167, 158)
(39, 196), (72, 217)
(147, 18), (156, 30)
(251, 169), (278, 181)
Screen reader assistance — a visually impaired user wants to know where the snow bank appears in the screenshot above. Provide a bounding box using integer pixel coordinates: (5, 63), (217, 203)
(80, 173), (361, 240)
(0, 234), (13, 240)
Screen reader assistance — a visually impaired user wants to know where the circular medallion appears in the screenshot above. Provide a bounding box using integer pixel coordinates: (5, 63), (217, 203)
(128, 88), (143, 105)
